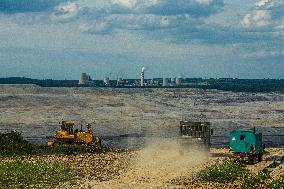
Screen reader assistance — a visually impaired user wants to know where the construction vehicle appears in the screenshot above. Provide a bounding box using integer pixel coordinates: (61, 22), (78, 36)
(48, 121), (101, 146)
(178, 120), (213, 153)
(230, 128), (264, 163)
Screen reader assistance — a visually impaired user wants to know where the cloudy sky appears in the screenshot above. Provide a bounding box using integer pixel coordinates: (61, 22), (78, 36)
(0, 0), (284, 79)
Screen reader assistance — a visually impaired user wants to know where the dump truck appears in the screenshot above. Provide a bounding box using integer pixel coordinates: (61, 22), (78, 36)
(230, 128), (264, 163)
(48, 121), (101, 146)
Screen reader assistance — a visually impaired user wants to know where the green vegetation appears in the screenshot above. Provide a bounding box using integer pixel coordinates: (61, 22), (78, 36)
(242, 170), (284, 189)
(0, 160), (75, 189)
(0, 131), (110, 156)
(0, 131), (35, 156)
(241, 169), (271, 189)
(268, 175), (284, 189)
(198, 161), (284, 189)
(200, 79), (284, 93)
(0, 77), (78, 87)
(0, 132), (114, 188)
(197, 160), (247, 183)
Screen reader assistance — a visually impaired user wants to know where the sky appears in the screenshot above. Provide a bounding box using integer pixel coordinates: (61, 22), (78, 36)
(0, 0), (284, 79)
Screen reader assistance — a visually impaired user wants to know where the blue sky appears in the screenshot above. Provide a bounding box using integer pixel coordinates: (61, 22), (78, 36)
(0, 0), (284, 79)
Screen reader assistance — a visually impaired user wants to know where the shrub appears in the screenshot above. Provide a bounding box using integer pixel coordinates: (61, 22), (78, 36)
(0, 160), (75, 189)
(241, 170), (284, 189)
(241, 169), (271, 189)
(268, 175), (284, 189)
(197, 160), (247, 183)
(0, 131), (110, 156)
(0, 131), (35, 155)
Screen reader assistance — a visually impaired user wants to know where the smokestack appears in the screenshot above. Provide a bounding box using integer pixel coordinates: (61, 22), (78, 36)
(141, 70), (144, 87)
(140, 67), (146, 87)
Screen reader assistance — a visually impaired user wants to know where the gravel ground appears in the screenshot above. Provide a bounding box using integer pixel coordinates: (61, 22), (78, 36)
(1, 147), (283, 188)
(0, 85), (284, 147)
(0, 85), (283, 188)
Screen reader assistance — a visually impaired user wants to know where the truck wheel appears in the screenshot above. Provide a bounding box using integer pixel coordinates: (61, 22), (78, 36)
(257, 154), (262, 162)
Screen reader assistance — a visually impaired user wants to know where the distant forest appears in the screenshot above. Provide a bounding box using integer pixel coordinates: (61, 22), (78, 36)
(0, 77), (78, 87)
(1, 77), (284, 93)
(199, 79), (284, 93)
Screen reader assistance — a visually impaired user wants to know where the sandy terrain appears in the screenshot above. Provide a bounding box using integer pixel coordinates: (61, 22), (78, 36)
(1, 146), (283, 189)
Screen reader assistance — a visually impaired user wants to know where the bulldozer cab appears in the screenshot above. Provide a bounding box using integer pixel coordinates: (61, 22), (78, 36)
(50, 121), (100, 146)
(61, 121), (75, 134)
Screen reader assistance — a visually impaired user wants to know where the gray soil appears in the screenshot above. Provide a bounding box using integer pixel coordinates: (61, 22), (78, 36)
(0, 84), (283, 148)
(1, 84), (284, 188)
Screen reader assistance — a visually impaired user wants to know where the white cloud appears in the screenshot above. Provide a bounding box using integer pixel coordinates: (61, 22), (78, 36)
(51, 2), (79, 20)
(255, 0), (270, 8)
(0, 0), (224, 37)
(253, 10), (271, 27)
(195, 0), (213, 5)
(78, 19), (113, 34)
(241, 0), (284, 29)
(92, 22), (110, 33)
(81, 0), (223, 34)
(241, 14), (251, 28)
(244, 49), (284, 58)
(275, 23), (284, 30)
(111, 0), (137, 9)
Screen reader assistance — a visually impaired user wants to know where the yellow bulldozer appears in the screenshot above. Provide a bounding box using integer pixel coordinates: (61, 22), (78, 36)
(48, 121), (101, 146)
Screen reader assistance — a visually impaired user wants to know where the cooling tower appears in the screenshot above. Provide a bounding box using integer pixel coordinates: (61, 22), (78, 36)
(104, 77), (110, 86)
(176, 77), (182, 86)
(163, 78), (168, 87)
(79, 73), (88, 85)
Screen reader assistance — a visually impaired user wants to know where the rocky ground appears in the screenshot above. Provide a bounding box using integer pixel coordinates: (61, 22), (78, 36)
(0, 85), (283, 146)
(1, 147), (283, 189)
(0, 85), (283, 188)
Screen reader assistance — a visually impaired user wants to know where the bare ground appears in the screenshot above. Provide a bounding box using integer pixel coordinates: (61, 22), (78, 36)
(1, 147), (283, 189)
(1, 85), (284, 141)
(0, 85), (284, 188)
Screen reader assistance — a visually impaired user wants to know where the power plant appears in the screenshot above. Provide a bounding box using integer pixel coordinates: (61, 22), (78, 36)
(78, 73), (92, 85)
(78, 69), (185, 87)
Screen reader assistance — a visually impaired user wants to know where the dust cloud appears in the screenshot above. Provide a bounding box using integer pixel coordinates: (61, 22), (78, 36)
(86, 138), (208, 189)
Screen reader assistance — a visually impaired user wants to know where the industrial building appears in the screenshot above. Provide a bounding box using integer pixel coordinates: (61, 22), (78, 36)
(78, 73), (93, 85)
(78, 69), (186, 87)
(103, 77), (110, 86)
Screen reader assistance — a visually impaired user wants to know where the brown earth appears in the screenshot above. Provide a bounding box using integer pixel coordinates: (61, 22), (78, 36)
(1, 147), (283, 189)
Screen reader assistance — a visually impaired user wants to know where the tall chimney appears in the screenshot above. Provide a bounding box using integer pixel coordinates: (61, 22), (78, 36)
(140, 70), (144, 87)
